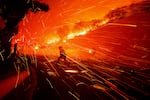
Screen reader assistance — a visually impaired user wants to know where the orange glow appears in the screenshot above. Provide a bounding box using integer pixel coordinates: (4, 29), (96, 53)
(11, 0), (142, 56)
(98, 18), (109, 26)
(63, 39), (67, 43)
(47, 38), (60, 44)
(0, 71), (29, 99)
(66, 27), (92, 40)
(67, 33), (75, 39)
(88, 49), (92, 54)
(76, 30), (88, 36)
(66, 30), (88, 39)
(35, 45), (39, 50)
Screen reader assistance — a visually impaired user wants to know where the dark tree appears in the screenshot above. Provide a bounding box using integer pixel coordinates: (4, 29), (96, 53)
(0, 0), (49, 72)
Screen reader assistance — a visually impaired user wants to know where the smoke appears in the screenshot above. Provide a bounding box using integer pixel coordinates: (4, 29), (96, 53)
(104, 0), (150, 22)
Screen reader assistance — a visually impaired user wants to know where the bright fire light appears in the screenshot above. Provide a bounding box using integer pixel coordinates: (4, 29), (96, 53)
(63, 40), (67, 43)
(35, 45), (39, 50)
(98, 18), (109, 26)
(67, 28), (90, 40)
(67, 33), (75, 39)
(76, 31), (87, 36)
(88, 49), (92, 54)
(47, 38), (60, 44)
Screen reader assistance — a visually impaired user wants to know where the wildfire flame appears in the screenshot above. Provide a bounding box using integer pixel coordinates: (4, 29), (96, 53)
(12, 18), (110, 55)
(67, 30), (88, 40)
(47, 38), (60, 44)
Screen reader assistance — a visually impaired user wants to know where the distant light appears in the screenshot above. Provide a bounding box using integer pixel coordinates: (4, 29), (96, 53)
(65, 70), (79, 73)
(35, 45), (39, 50)
(63, 39), (67, 43)
(88, 49), (92, 53)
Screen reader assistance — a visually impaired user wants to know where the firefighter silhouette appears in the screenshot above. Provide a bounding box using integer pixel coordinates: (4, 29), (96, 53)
(57, 46), (67, 62)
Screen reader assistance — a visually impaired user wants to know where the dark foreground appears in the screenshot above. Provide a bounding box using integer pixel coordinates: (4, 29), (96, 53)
(1, 56), (150, 100)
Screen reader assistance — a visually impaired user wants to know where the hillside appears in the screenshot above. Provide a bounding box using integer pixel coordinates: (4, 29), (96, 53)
(68, 11), (150, 69)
